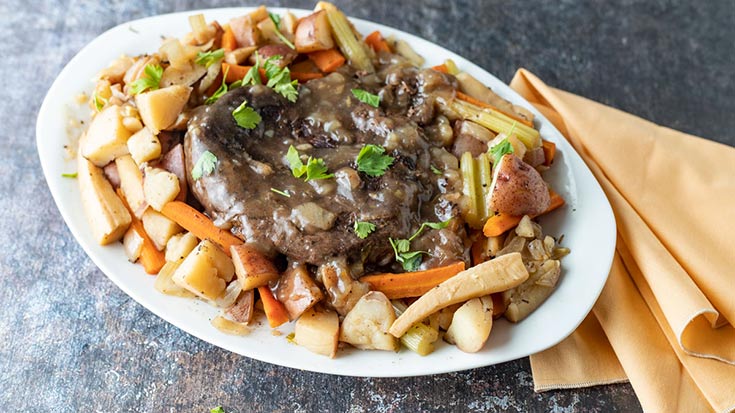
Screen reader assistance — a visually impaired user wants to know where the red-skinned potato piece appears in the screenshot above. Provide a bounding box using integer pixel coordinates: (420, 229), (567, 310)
(294, 10), (334, 53)
(252, 44), (298, 68)
(229, 15), (261, 47)
(160, 144), (187, 202)
(277, 264), (324, 320)
(489, 154), (550, 216)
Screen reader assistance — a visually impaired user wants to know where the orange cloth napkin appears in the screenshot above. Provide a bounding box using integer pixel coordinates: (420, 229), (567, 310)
(509, 69), (735, 413)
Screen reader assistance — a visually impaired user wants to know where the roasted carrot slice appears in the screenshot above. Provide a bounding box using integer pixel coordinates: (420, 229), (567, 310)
(542, 140), (556, 166)
(364, 31), (391, 53)
(116, 189), (165, 274)
(482, 190), (565, 237)
(258, 286), (290, 327)
(431, 64), (448, 73)
(307, 48), (346, 73)
(160, 201), (243, 256)
(221, 63), (252, 83)
(222, 26), (238, 51)
(290, 71), (324, 82)
(359, 261), (466, 299)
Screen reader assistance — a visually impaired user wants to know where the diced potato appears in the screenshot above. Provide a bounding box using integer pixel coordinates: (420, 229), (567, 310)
(444, 296), (494, 353)
(77, 151), (131, 245)
(281, 12), (298, 35)
(165, 232), (198, 262)
(340, 292), (398, 351)
(294, 306), (339, 358)
(172, 239), (235, 300)
(80, 105), (132, 166)
(229, 15), (261, 47)
(515, 215), (535, 238)
(276, 264), (323, 320)
(134, 85), (192, 134)
(115, 155), (146, 218)
(257, 18), (292, 45)
(123, 226), (143, 262)
(231, 244), (280, 290)
(127, 127), (161, 165)
(154, 259), (195, 298)
(436, 303), (462, 331)
(292, 202), (336, 232)
(224, 46), (257, 65)
(96, 55), (134, 84)
(294, 10), (334, 53)
(143, 167), (180, 211)
(141, 209), (182, 250)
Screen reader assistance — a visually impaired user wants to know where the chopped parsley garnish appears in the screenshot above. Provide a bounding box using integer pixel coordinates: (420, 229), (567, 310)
(388, 219), (452, 272)
(353, 221), (376, 239)
(205, 67), (229, 104)
(92, 92), (107, 112)
(270, 187), (290, 197)
(232, 100), (262, 129)
(210, 407), (226, 413)
(129, 64), (162, 95)
(268, 13), (296, 50)
(356, 144), (394, 177)
(430, 164), (442, 175)
(489, 138), (515, 165)
(61, 172), (77, 178)
(351, 88), (380, 107)
(244, 52), (299, 102)
(243, 53), (262, 86)
(191, 150), (217, 180)
(195, 48), (225, 67)
(286, 145), (334, 181)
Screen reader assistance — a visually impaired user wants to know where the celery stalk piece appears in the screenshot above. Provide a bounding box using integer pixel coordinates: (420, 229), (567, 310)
(449, 99), (540, 149)
(319, 2), (375, 73)
(460, 152), (484, 229)
(477, 153), (493, 224)
(392, 301), (440, 356)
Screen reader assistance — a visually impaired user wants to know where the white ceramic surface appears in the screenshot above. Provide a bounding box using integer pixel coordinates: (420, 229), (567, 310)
(36, 8), (616, 377)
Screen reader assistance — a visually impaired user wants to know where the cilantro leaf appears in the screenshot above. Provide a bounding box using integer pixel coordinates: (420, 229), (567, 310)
(195, 48), (225, 67)
(192, 151), (217, 180)
(129, 64), (162, 95)
(286, 146), (333, 181)
(356, 144), (394, 177)
(270, 187), (290, 197)
(232, 100), (262, 129)
(353, 221), (376, 239)
(489, 138), (515, 165)
(430, 164), (442, 175)
(210, 407), (226, 413)
(351, 89), (380, 107)
(268, 13), (296, 50)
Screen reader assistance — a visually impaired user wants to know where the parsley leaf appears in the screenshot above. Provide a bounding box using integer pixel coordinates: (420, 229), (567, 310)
(270, 187), (290, 197)
(353, 221), (376, 239)
(195, 48), (225, 67)
(264, 57), (299, 102)
(61, 172), (77, 178)
(409, 219), (452, 241)
(192, 151), (217, 180)
(268, 13), (296, 50)
(430, 164), (442, 175)
(232, 100), (262, 129)
(356, 144), (394, 177)
(129, 64), (163, 95)
(286, 145), (334, 181)
(389, 238), (428, 272)
(243, 55), (262, 85)
(92, 92), (107, 112)
(210, 407), (226, 413)
(205, 67), (229, 105)
(489, 138), (515, 165)
(351, 89), (380, 107)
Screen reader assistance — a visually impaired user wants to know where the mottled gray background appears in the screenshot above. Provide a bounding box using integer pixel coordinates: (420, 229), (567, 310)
(2, 0), (733, 412)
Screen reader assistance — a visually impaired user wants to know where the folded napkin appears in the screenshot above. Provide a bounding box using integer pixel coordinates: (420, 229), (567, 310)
(509, 69), (735, 413)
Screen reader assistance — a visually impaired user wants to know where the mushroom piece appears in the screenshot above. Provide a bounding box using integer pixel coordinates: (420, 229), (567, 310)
(488, 154), (550, 216)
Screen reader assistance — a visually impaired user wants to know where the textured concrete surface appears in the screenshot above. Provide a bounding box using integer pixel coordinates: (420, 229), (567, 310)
(1, 0), (733, 411)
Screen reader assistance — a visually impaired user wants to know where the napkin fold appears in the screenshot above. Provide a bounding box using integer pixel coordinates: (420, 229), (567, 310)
(510, 69), (735, 413)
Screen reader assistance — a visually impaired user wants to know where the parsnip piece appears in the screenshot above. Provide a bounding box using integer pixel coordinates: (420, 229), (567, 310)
(172, 239), (235, 300)
(78, 152), (131, 245)
(123, 226), (143, 262)
(127, 127), (161, 165)
(294, 307), (339, 358)
(444, 295), (494, 353)
(115, 155), (146, 218)
(154, 259), (195, 298)
(455, 72), (534, 123)
(134, 85), (191, 134)
(340, 292), (398, 351)
(141, 209), (182, 250)
(165, 232), (198, 262)
(230, 244), (280, 290)
(503, 259), (561, 322)
(389, 253), (528, 337)
(80, 105), (132, 166)
(143, 167), (180, 211)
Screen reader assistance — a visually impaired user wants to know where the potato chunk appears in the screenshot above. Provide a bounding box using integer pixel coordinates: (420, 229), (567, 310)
(276, 264), (323, 320)
(172, 239), (235, 300)
(81, 105), (132, 166)
(444, 295), (494, 353)
(165, 232), (198, 262)
(294, 10), (334, 53)
(134, 85), (191, 134)
(295, 307), (339, 358)
(127, 127), (161, 165)
(78, 152), (131, 245)
(340, 292), (398, 351)
(141, 209), (182, 250)
(231, 244), (279, 290)
(143, 167), (180, 211)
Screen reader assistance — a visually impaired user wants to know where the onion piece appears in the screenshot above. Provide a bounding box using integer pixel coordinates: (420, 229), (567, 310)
(211, 314), (252, 336)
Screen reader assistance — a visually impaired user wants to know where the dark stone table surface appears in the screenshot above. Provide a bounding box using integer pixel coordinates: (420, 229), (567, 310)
(2, 0), (732, 411)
